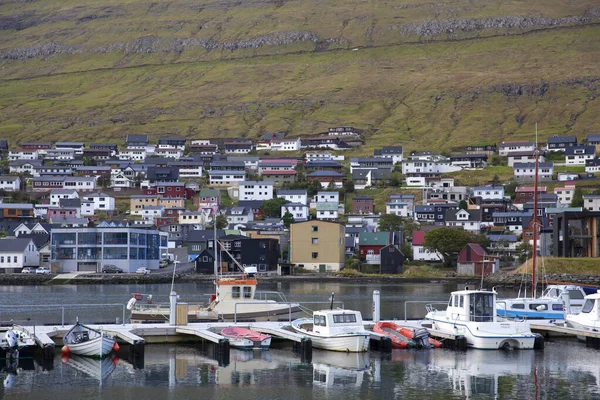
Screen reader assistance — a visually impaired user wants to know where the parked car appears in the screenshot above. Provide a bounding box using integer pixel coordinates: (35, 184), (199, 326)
(102, 265), (123, 274)
(36, 267), (51, 274)
(21, 267), (36, 274)
(136, 267), (151, 275)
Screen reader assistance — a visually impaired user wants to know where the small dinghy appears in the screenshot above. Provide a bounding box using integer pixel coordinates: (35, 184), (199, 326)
(373, 322), (442, 349)
(62, 323), (118, 358)
(220, 327), (272, 350)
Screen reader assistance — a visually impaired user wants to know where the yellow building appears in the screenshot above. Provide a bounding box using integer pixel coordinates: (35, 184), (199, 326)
(290, 220), (345, 272)
(130, 195), (159, 215)
(158, 197), (185, 209)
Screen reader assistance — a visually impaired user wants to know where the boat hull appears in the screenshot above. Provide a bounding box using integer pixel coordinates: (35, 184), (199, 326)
(220, 327), (272, 350)
(131, 305), (304, 323)
(291, 319), (370, 352)
(426, 313), (536, 350)
(67, 336), (115, 357)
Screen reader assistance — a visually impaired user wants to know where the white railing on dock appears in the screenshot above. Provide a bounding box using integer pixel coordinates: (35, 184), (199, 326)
(0, 303), (128, 327)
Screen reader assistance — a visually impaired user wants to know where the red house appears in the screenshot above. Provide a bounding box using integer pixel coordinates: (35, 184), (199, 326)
(514, 186), (547, 205)
(456, 243), (499, 277)
(358, 232), (392, 264)
(352, 196), (374, 214)
(144, 182), (194, 199)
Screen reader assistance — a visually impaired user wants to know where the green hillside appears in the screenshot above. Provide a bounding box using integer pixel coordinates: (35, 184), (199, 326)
(0, 0), (599, 150)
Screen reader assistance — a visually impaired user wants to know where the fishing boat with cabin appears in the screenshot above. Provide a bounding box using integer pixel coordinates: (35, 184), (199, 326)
(425, 288), (541, 350)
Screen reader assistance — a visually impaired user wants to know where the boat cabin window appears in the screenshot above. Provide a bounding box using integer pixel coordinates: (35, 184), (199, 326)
(581, 299), (595, 314)
(333, 314), (357, 323)
(552, 304), (563, 311)
(243, 287), (252, 299)
(469, 293), (494, 322)
(568, 290), (585, 300)
(314, 315), (327, 326)
(529, 303), (547, 311)
(232, 286), (241, 298)
(511, 304), (525, 309)
(543, 287), (559, 298)
(459, 296), (464, 308)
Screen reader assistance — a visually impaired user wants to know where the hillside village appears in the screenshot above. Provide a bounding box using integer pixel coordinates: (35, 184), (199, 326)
(0, 128), (599, 277)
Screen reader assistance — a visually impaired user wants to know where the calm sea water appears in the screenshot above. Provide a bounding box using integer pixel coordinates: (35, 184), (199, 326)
(0, 282), (599, 399)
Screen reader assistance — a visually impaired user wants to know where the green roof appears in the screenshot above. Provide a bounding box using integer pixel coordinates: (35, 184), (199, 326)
(359, 232), (390, 246)
(316, 202), (338, 211)
(200, 189), (220, 197)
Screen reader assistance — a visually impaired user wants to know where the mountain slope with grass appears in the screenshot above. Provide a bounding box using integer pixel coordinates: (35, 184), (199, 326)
(0, 0), (599, 149)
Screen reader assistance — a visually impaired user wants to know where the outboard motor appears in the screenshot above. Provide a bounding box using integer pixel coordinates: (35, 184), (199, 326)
(413, 328), (432, 349)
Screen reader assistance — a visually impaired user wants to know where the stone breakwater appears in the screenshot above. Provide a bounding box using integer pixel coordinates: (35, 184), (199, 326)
(485, 273), (600, 288)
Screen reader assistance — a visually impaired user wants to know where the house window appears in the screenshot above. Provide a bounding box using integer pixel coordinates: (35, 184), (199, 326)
(311, 226), (318, 232)
(311, 252), (318, 259)
(312, 238), (318, 245)
(13, 256), (17, 263)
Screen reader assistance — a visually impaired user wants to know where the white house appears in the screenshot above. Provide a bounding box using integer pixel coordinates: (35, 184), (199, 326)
(271, 138), (301, 151)
(498, 141), (536, 156)
(238, 181), (274, 201)
(472, 186), (505, 201)
(583, 195), (600, 212)
(412, 232), (443, 262)
(44, 149), (75, 161)
(374, 146), (403, 164)
(554, 184), (576, 206)
(8, 149), (39, 161)
(81, 200), (94, 217)
(110, 171), (135, 189)
(179, 210), (212, 225)
(315, 191), (339, 203)
(386, 200), (411, 217)
(0, 238), (40, 272)
(225, 207), (254, 225)
(50, 189), (79, 206)
(142, 206), (165, 223)
(0, 176), (21, 191)
(277, 190), (308, 206)
(281, 203), (309, 221)
(402, 160), (462, 175)
(81, 192), (115, 212)
(507, 151), (544, 167)
(316, 202), (339, 220)
(172, 162), (203, 178)
(445, 209), (482, 233)
(64, 177), (96, 192)
(154, 148), (183, 159)
(513, 162), (554, 181)
(565, 145), (596, 165)
(118, 148), (147, 162)
(208, 170), (246, 186)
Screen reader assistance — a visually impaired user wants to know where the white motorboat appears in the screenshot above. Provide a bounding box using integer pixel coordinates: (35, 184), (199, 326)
(0, 326), (37, 359)
(565, 291), (600, 337)
(291, 309), (370, 352)
(62, 323), (116, 358)
(496, 284), (587, 319)
(425, 288), (539, 350)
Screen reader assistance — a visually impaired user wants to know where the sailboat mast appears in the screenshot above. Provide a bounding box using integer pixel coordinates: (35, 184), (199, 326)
(213, 208), (218, 278)
(532, 123), (539, 298)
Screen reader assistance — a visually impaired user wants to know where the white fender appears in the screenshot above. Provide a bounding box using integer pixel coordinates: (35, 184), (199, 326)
(5, 330), (17, 348)
(126, 297), (137, 310)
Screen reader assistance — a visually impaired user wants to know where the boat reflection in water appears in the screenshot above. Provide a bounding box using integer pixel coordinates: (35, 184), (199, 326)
(312, 350), (370, 388)
(425, 350), (534, 399)
(2, 357), (35, 389)
(62, 354), (119, 384)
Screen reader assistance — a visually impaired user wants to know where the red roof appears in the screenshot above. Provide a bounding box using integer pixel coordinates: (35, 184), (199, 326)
(413, 231), (425, 246)
(466, 243), (486, 256)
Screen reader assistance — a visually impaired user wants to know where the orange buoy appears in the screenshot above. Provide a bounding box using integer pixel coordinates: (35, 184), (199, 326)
(113, 342), (120, 352)
(61, 345), (70, 354)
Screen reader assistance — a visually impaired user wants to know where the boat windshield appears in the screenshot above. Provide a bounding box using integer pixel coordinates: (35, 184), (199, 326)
(470, 293), (494, 322)
(581, 299), (595, 314)
(541, 287), (559, 298)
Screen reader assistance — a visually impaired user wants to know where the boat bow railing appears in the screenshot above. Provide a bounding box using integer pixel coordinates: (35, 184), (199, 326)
(404, 301), (449, 321)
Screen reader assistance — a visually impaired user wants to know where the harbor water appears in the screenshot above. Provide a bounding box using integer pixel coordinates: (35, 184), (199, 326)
(1, 282), (599, 399)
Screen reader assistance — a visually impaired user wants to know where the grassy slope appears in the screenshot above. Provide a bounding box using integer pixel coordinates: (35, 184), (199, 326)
(0, 0), (599, 149)
(514, 258), (600, 275)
